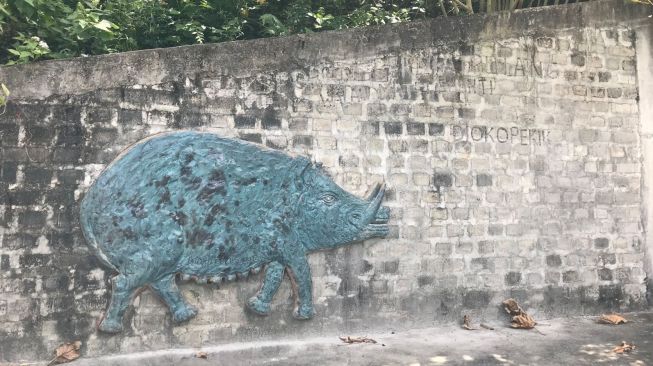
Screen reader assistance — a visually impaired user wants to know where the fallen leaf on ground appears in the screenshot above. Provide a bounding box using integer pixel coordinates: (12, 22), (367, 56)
(195, 351), (208, 359)
(339, 336), (377, 344)
(502, 298), (524, 316)
(502, 298), (537, 329)
(511, 314), (536, 329)
(462, 315), (477, 330)
(48, 341), (82, 365)
(613, 341), (636, 354)
(598, 314), (627, 325)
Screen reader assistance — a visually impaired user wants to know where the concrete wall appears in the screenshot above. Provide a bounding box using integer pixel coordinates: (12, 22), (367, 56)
(636, 13), (653, 308)
(1, 0), (652, 361)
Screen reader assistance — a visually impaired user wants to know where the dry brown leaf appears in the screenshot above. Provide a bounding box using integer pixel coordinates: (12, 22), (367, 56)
(598, 314), (627, 325)
(502, 298), (524, 316)
(48, 340), (81, 365)
(502, 298), (537, 329)
(339, 336), (377, 344)
(462, 315), (476, 330)
(511, 314), (536, 329)
(195, 351), (208, 359)
(613, 341), (636, 354)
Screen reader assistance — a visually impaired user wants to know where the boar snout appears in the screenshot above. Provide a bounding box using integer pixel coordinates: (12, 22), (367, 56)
(374, 206), (390, 224)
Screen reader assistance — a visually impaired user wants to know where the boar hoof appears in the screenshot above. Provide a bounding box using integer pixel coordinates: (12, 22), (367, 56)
(172, 306), (198, 323)
(293, 305), (315, 320)
(99, 318), (123, 333)
(246, 296), (271, 316)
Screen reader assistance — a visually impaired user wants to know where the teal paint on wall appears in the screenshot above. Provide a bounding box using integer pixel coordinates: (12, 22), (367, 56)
(79, 131), (389, 333)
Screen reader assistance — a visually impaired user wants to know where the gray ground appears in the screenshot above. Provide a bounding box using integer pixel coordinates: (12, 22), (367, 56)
(7, 312), (653, 366)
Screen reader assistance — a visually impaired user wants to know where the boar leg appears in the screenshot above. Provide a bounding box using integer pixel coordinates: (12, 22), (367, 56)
(99, 273), (141, 333)
(151, 274), (197, 323)
(286, 256), (315, 320)
(246, 262), (284, 315)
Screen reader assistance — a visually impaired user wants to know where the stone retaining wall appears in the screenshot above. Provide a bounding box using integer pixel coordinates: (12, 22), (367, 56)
(0, 0), (651, 361)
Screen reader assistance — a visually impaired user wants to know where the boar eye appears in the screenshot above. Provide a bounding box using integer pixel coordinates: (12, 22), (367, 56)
(320, 192), (338, 205)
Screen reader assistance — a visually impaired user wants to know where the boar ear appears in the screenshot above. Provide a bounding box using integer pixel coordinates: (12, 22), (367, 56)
(292, 156), (314, 189)
(310, 157), (323, 170)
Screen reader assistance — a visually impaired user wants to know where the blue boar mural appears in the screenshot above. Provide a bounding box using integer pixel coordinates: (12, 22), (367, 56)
(80, 131), (390, 333)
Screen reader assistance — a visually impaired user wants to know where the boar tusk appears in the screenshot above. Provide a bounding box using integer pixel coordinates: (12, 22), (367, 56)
(366, 182), (382, 202)
(363, 183), (385, 222)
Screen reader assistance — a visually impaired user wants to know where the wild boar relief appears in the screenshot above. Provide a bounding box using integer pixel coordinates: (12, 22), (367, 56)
(79, 131), (390, 333)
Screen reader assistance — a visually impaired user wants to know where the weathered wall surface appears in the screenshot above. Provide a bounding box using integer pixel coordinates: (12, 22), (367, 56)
(636, 15), (653, 310)
(1, 0), (651, 361)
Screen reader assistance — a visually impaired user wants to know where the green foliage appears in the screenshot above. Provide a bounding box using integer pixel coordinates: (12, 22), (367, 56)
(1, 0), (118, 64)
(0, 0), (591, 65)
(260, 13), (289, 36)
(6, 33), (51, 64)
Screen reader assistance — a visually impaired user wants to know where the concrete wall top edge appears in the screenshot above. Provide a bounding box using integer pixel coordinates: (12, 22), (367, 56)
(0, 0), (650, 100)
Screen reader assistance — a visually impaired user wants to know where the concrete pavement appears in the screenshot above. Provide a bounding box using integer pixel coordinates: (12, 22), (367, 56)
(7, 312), (652, 366)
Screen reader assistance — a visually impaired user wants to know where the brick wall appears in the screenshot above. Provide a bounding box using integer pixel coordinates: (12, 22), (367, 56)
(1, 0), (651, 361)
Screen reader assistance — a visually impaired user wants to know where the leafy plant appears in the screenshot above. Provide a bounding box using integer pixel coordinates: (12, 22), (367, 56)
(1, 0), (118, 64)
(0, 0), (595, 65)
(260, 13), (289, 36)
(307, 7), (335, 29)
(7, 33), (50, 64)
(64, 2), (118, 54)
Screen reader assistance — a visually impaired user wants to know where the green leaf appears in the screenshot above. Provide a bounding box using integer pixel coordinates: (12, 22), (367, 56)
(14, 0), (36, 17)
(8, 49), (21, 56)
(260, 14), (288, 36)
(0, 4), (11, 17)
(93, 19), (114, 32)
(1, 84), (9, 97)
